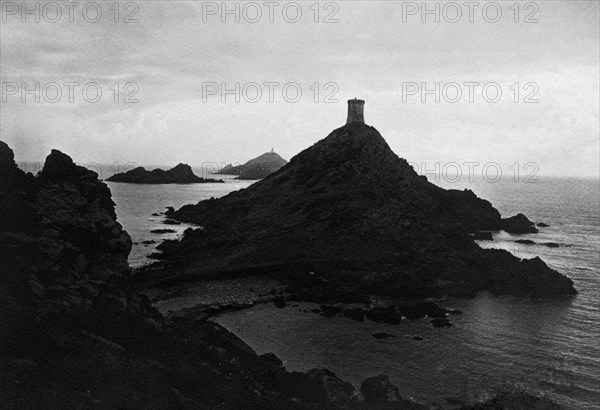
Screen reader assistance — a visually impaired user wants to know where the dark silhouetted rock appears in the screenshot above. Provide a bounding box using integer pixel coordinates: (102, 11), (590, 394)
(273, 296), (286, 308)
(372, 333), (395, 339)
(430, 318), (452, 328)
(343, 307), (366, 322)
(536, 222), (550, 227)
(0, 143), (131, 283)
(472, 231), (493, 241)
(515, 239), (536, 244)
(502, 213), (539, 234)
(107, 163), (224, 184)
(151, 229), (176, 234)
(320, 304), (343, 317)
(543, 242), (560, 248)
(163, 219), (181, 225)
(366, 305), (401, 324)
(258, 352), (283, 367)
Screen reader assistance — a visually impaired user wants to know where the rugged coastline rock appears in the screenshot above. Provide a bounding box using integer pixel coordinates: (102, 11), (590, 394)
(1, 142), (131, 285)
(466, 391), (562, 409)
(107, 163), (223, 184)
(149, 123), (576, 299)
(1, 141), (430, 409)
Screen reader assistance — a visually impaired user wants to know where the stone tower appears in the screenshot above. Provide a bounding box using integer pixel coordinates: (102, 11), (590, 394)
(346, 98), (365, 124)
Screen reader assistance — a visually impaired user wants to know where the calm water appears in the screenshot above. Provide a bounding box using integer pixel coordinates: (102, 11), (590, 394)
(106, 177), (254, 267)
(109, 176), (600, 409)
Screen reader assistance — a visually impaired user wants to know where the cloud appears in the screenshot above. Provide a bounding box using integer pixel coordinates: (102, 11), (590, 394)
(1, 1), (598, 176)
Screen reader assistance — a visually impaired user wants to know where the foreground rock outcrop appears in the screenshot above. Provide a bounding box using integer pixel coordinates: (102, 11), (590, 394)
(107, 163), (223, 184)
(151, 123), (575, 299)
(1, 143), (131, 287)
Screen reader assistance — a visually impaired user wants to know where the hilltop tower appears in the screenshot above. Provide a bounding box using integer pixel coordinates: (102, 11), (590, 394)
(346, 98), (365, 124)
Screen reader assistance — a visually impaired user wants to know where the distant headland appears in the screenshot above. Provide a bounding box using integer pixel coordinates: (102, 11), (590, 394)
(217, 149), (288, 180)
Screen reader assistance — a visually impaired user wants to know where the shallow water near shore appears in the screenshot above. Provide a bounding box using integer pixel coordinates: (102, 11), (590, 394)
(110, 176), (600, 409)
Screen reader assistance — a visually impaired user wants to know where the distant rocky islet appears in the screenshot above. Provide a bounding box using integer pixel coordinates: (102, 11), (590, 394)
(107, 163), (223, 184)
(216, 149), (288, 180)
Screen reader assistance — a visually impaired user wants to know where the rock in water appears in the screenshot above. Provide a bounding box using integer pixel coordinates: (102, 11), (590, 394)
(161, 123), (575, 298)
(502, 213), (539, 234)
(472, 231), (493, 241)
(107, 163), (223, 184)
(372, 332), (395, 339)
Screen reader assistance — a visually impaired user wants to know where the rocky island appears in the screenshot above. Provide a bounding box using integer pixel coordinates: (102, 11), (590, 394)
(107, 163), (223, 184)
(217, 149), (288, 180)
(150, 121), (575, 301)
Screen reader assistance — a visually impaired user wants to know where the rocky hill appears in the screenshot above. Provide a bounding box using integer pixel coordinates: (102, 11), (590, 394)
(156, 123), (575, 299)
(107, 163), (223, 184)
(217, 150), (288, 180)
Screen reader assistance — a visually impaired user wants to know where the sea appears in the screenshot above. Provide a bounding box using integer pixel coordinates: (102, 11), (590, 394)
(93, 171), (600, 408)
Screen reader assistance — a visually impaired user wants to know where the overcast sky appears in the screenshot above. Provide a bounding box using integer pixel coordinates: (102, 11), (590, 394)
(1, 1), (598, 176)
